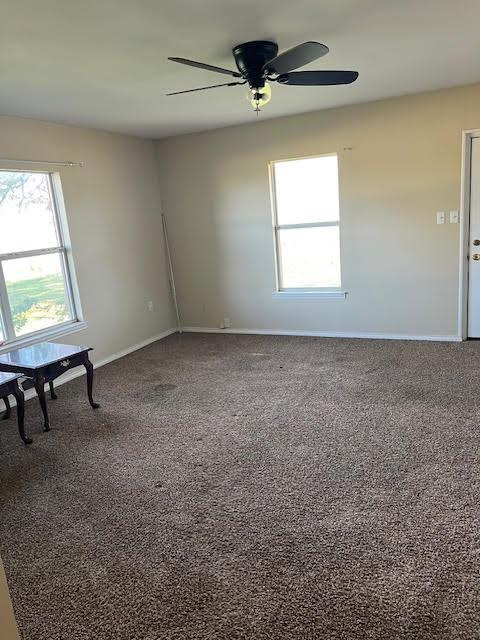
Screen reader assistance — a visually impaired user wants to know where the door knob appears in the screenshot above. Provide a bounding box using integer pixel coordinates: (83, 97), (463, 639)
(474, 239), (480, 246)
(473, 254), (480, 261)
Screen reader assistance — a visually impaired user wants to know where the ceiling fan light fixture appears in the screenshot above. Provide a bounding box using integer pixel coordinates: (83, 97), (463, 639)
(167, 40), (358, 113)
(247, 82), (271, 112)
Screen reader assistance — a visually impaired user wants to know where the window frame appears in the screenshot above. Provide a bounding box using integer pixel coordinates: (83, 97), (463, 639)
(269, 152), (346, 299)
(0, 169), (85, 348)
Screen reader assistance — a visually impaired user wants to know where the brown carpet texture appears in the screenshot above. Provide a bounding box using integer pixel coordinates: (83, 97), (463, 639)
(1, 333), (480, 639)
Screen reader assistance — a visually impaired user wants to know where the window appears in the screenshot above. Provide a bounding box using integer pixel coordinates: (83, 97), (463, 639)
(0, 170), (80, 345)
(271, 154), (343, 293)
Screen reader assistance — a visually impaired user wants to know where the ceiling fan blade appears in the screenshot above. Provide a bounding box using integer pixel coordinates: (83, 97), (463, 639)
(166, 81), (245, 96)
(276, 70), (359, 86)
(264, 41), (329, 75)
(168, 57), (242, 78)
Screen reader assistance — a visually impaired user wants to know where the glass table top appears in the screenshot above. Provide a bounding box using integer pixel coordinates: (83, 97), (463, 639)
(0, 371), (22, 385)
(0, 342), (90, 369)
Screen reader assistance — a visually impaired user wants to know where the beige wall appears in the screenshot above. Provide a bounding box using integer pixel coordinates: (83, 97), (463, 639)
(0, 116), (175, 362)
(156, 83), (480, 338)
(0, 558), (20, 640)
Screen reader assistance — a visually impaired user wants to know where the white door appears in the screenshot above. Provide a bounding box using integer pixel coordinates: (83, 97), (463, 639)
(468, 136), (480, 336)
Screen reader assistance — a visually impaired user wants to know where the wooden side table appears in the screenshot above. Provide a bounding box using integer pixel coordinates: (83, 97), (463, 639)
(0, 343), (99, 432)
(0, 372), (30, 444)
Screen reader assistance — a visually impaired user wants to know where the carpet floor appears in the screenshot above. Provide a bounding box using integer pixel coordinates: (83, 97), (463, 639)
(1, 333), (480, 639)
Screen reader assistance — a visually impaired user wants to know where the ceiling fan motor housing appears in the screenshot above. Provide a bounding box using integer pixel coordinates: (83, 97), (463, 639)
(232, 40), (278, 88)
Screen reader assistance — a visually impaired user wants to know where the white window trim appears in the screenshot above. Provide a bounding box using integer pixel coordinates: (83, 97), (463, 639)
(0, 170), (84, 348)
(0, 319), (88, 355)
(269, 153), (346, 299)
(272, 290), (347, 301)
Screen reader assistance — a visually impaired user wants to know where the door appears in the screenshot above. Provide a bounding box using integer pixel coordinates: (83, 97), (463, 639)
(468, 136), (480, 337)
(0, 558), (20, 640)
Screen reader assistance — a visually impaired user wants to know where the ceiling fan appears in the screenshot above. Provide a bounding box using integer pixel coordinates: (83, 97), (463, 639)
(167, 40), (358, 113)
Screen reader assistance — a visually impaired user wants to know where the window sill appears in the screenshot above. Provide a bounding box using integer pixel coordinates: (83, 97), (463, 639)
(272, 290), (347, 301)
(0, 320), (88, 354)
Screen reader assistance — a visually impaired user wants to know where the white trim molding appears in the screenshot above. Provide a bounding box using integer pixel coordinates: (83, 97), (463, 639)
(182, 326), (461, 342)
(458, 129), (480, 340)
(87, 327), (178, 369)
(0, 320), (88, 355)
(272, 290), (347, 301)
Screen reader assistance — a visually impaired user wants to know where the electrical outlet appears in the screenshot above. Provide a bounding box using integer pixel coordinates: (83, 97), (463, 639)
(147, 300), (154, 312)
(449, 210), (459, 224)
(436, 211), (445, 225)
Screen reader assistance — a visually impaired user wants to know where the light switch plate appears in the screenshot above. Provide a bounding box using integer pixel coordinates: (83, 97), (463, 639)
(436, 211), (445, 225)
(449, 210), (459, 224)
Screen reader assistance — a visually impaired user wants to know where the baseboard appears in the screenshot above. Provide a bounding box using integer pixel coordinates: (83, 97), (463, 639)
(92, 327), (178, 369)
(6, 327), (179, 406)
(181, 326), (463, 342)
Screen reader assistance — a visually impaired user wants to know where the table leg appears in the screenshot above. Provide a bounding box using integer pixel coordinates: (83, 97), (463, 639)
(83, 356), (100, 409)
(2, 396), (11, 420)
(34, 375), (50, 431)
(49, 380), (58, 400)
(12, 384), (32, 445)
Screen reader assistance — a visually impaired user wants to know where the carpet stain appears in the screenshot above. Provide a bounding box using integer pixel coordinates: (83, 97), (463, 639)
(155, 383), (177, 392)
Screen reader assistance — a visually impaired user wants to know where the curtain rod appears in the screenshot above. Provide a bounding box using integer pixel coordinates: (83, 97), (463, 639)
(0, 158), (84, 167)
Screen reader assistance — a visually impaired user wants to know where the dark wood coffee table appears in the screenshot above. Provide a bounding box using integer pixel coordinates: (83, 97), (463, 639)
(0, 372), (30, 444)
(0, 342), (99, 432)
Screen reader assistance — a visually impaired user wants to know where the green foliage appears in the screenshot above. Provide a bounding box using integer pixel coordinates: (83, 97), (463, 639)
(6, 274), (68, 332)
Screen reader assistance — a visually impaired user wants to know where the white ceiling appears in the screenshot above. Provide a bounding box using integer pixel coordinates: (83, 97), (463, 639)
(1, 0), (480, 139)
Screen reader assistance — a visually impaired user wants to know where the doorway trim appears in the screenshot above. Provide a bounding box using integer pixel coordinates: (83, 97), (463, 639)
(458, 129), (480, 340)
